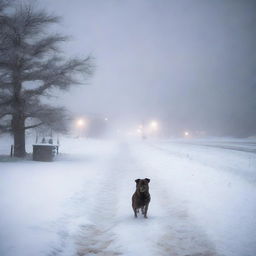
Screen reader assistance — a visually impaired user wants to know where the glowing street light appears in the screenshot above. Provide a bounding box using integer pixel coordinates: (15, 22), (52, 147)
(76, 118), (88, 138)
(184, 131), (189, 137)
(150, 121), (158, 131)
(77, 118), (85, 127)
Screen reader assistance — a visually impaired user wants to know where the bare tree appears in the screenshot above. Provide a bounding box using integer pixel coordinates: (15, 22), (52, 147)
(0, 3), (93, 157)
(0, 0), (10, 12)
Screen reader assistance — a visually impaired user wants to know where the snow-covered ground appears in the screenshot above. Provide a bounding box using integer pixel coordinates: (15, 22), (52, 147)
(0, 136), (256, 256)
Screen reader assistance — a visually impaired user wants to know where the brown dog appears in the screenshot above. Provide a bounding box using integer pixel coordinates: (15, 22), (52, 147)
(132, 178), (151, 218)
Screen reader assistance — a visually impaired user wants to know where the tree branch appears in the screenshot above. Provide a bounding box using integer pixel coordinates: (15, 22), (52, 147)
(0, 112), (12, 119)
(23, 56), (93, 97)
(24, 122), (43, 130)
(30, 34), (67, 57)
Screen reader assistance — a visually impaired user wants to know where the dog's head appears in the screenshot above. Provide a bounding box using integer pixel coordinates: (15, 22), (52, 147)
(135, 178), (150, 193)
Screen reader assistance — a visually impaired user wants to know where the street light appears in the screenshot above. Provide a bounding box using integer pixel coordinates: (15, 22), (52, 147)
(150, 121), (158, 130)
(77, 118), (85, 127)
(76, 118), (87, 137)
(184, 131), (189, 137)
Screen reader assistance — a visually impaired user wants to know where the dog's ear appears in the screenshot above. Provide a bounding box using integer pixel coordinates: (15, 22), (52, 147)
(135, 179), (141, 183)
(145, 178), (150, 183)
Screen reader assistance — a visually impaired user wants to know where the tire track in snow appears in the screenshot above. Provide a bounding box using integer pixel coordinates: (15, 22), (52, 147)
(75, 224), (121, 256)
(136, 141), (256, 256)
(73, 144), (125, 256)
(127, 142), (218, 256)
(153, 184), (217, 256)
(46, 143), (122, 256)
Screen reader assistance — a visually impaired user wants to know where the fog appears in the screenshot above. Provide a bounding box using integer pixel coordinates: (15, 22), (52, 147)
(39, 0), (256, 137)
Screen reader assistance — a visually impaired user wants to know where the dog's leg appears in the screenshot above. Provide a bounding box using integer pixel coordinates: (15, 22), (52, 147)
(133, 207), (138, 218)
(144, 204), (149, 218)
(141, 206), (145, 214)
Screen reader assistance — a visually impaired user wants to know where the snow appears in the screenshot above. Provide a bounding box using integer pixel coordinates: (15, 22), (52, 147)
(132, 141), (256, 256)
(0, 136), (256, 256)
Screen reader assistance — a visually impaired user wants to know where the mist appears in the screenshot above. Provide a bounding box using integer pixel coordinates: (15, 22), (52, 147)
(1, 2), (256, 255)
(39, 0), (256, 137)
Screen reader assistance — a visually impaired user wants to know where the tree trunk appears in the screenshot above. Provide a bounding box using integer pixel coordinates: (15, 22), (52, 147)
(12, 115), (26, 157)
(12, 68), (26, 157)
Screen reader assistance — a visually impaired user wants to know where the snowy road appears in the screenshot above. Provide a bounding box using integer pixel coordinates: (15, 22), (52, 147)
(70, 142), (217, 256)
(173, 140), (256, 154)
(0, 137), (256, 256)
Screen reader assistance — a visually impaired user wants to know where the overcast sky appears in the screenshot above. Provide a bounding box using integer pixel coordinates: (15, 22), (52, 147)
(38, 0), (256, 137)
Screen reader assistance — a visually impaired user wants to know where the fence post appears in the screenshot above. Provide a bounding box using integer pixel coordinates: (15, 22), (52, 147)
(10, 145), (13, 157)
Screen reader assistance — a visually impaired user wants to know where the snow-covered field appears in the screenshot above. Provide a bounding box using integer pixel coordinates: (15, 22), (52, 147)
(0, 136), (256, 256)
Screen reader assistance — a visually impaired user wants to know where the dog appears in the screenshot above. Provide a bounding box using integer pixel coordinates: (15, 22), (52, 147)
(132, 178), (151, 218)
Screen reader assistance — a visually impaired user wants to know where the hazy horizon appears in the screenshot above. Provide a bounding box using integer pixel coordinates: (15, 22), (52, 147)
(38, 0), (256, 137)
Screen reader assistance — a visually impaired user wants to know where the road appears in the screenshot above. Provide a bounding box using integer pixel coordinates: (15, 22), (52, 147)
(179, 140), (256, 154)
(63, 142), (217, 256)
(1, 138), (256, 256)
